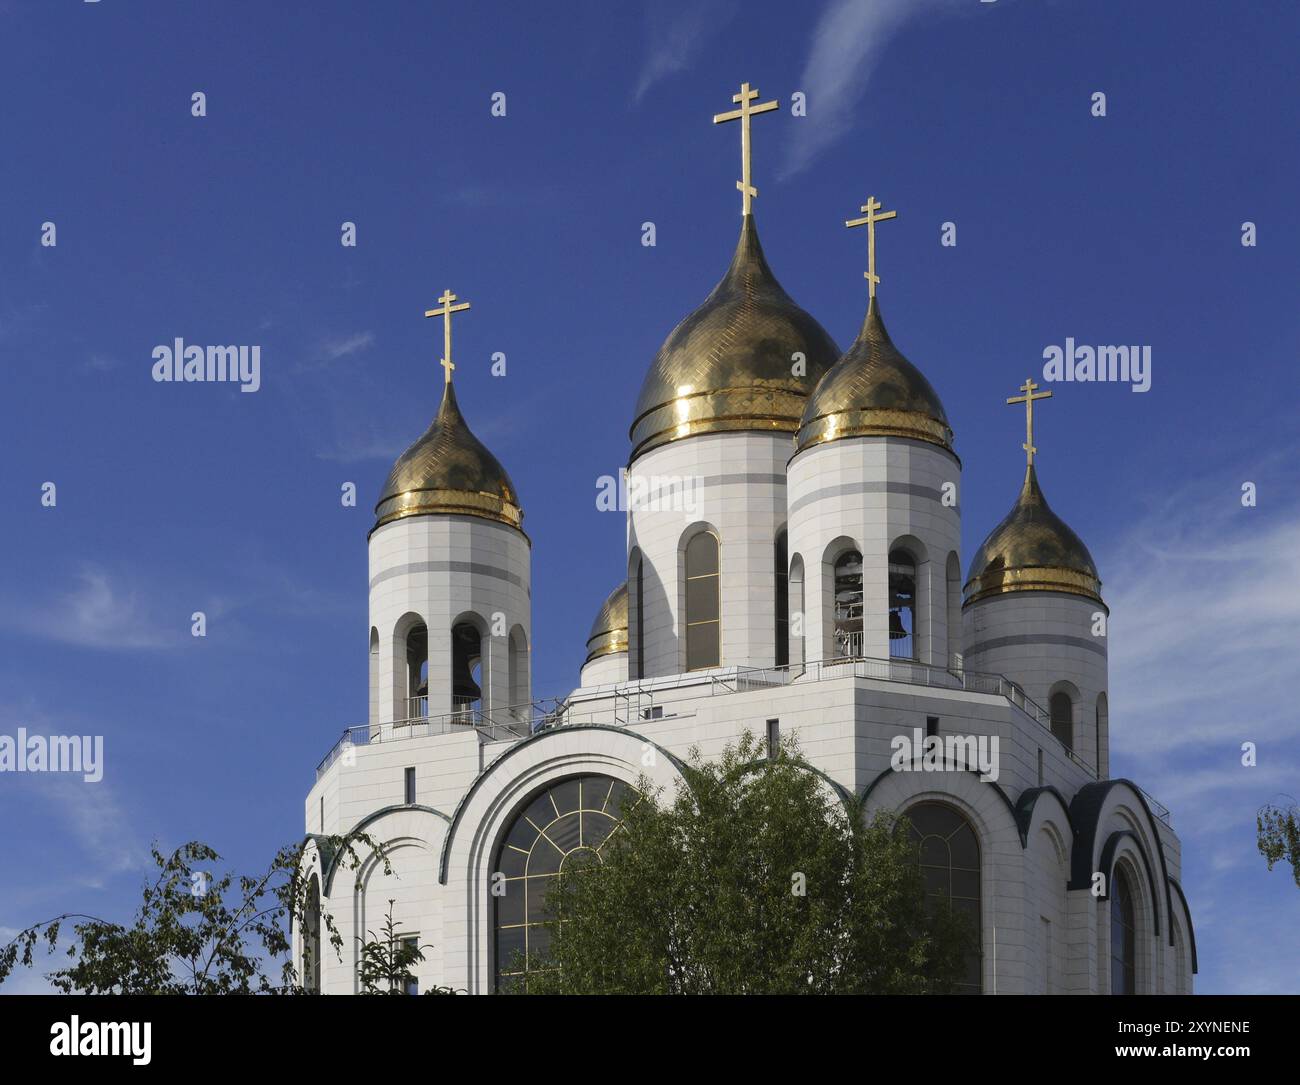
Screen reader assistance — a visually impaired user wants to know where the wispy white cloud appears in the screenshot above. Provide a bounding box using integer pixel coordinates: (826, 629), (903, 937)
(1101, 455), (1300, 992)
(4, 565), (180, 651)
(633, 2), (740, 103)
(320, 331), (374, 361)
(781, 0), (969, 180)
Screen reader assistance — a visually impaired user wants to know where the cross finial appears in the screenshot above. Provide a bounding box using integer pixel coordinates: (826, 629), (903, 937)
(845, 196), (898, 299)
(424, 288), (471, 385)
(1006, 377), (1053, 466)
(713, 81), (779, 216)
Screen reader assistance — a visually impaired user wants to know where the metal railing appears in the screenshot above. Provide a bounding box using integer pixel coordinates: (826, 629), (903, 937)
(315, 655), (1170, 824)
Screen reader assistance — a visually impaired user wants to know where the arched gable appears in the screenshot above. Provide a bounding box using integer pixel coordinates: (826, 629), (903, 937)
(1168, 876), (1199, 974)
(1068, 779), (1173, 945)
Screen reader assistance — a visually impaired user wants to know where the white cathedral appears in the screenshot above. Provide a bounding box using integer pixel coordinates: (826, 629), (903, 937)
(294, 89), (1195, 996)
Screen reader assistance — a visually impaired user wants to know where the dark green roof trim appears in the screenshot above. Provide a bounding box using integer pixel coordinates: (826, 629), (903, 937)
(1068, 779), (1173, 945)
(1168, 877), (1199, 974)
(321, 804), (451, 895)
(857, 765), (1020, 838)
(437, 725), (688, 885)
(1013, 786), (1076, 847)
(1096, 829), (1162, 938)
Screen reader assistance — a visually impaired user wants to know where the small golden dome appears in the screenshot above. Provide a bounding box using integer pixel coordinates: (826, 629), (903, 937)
(797, 296), (953, 453)
(629, 215), (840, 461)
(373, 382), (524, 534)
(964, 464), (1102, 605)
(584, 582), (628, 664)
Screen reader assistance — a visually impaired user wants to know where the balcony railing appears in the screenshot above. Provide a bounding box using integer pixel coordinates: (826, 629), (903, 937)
(314, 656), (1170, 826)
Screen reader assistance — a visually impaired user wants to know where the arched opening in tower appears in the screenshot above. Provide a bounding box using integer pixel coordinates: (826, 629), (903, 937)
(888, 549), (917, 661)
(451, 621), (483, 720)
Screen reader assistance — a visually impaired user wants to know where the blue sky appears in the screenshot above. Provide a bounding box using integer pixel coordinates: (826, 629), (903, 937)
(1, 0), (1297, 994)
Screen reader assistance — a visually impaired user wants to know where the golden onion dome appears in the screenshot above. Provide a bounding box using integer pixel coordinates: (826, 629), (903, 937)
(629, 215), (840, 462)
(584, 582), (628, 664)
(373, 381), (524, 534)
(796, 296), (953, 454)
(964, 464), (1102, 606)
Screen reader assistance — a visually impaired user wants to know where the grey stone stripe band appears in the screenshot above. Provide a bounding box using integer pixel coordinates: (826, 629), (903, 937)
(788, 481), (948, 519)
(369, 561), (529, 593)
(965, 633), (1106, 658)
(698, 472), (786, 488)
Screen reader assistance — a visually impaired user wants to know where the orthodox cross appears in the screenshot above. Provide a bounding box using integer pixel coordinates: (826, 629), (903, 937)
(424, 288), (471, 384)
(1006, 377), (1053, 466)
(713, 82), (779, 216)
(845, 196), (898, 299)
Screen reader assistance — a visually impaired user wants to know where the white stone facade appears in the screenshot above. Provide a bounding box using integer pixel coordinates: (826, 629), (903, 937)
(296, 430), (1194, 995)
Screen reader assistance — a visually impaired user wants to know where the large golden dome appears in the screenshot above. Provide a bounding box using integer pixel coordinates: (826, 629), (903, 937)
(796, 296), (953, 454)
(629, 215), (840, 461)
(584, 582), (628, 663)
(964, 464), (1101, 605)
(373, 381), (524, 534)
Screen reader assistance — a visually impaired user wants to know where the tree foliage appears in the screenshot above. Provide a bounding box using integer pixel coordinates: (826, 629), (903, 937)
(517, 732), (976, 994)
(1258, 797), (1300, 888)
(356, 899), (456, 995)
(0, 834), (389, 994)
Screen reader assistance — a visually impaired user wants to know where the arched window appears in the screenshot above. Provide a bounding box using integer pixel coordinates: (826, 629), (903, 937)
(945, 552), (961, 670)
(888, 549), (917, 660)
(1049, 691), (1073, 751)
(451, 621), (482, 720)
(635, 556), (645, 678)
(405, 623), (428, 721)
(789, 554), (806, 670)
(774, 531), (789, 667)
(906, 802), (982, 994)
(684, 532), (720, 670)
(1095, 692), (1109, 773)
(1110, 865), (1137, 994)
(303, 875), (321, 993)
(493, 775), (635, 991)
(833, 550), (864, 659)
(508, 626), (529, 716)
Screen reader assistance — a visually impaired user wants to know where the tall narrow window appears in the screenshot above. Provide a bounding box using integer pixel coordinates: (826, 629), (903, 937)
(303, 876), (321, 993)
(906, 802), (982, 993)
(774, 531), (789, 667)
(1110, 866), (1137, 994)
(1050, 692), (1073, 751)
(833, 551), (864, 659)
(888, 549), (917, 660)
(766, 718), (780, 759)
(635, 557), (644, 678)
(684, 532), (720, 670)
(401, 936), (419, 995)
(404, 766), (416, 805)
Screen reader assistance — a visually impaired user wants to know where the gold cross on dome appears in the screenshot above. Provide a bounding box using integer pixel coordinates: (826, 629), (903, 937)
(1006, 377), (1053, 466)
(424, 288), (471, 384)
(845, 196), (898, 299)
(713, 81), (779, 216)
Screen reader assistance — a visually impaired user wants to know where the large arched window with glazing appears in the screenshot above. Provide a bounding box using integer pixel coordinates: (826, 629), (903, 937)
(1110, 865), (1137, 994)
(906, 801), (982, 993)
(493, 775), (635, 991)
(833, 550), (864, 659)
(684, 531), (720, 670)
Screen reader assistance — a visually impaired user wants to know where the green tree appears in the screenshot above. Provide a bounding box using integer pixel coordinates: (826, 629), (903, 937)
(356, 899), (455, 995)
(0, 834), (398, 994)
(516, 732), (975, 994)
(1258, 797), (1300, 887)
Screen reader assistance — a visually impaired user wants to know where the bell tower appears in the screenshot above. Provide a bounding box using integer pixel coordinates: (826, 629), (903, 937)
(367, 288), (531, 733)
(962, 382), (1110, 775)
